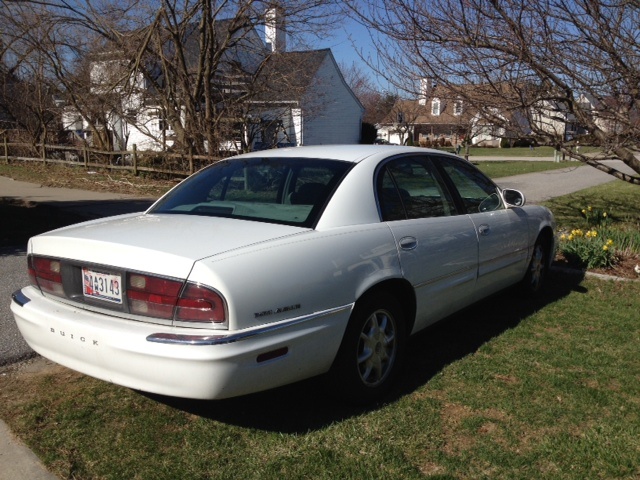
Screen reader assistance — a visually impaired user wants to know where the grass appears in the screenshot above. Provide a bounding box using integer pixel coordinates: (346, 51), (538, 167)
(468, 145), (557, 157)
(543, 181), (640, 271)
(476, 160), (572, 178)
(442, 145), (598, 158)
(542, 181), (640, 229)
(1, 176), (640, 478)
(2, 156), (640, 478)
(0, 162), (176, 197)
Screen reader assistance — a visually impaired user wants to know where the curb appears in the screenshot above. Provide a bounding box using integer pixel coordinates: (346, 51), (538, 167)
(551, 265), (640, 282)
(0, 420), (58, 480)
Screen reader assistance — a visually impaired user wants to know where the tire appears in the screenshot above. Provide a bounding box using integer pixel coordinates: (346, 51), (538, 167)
(331, 292), (406, 404)
(522, 238), (549, 294)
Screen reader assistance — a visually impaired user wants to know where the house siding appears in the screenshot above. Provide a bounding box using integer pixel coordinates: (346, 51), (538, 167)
(301, 54), (363, 145)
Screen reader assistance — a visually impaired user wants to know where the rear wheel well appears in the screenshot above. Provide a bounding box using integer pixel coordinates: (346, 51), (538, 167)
(356, 279), (416, 334)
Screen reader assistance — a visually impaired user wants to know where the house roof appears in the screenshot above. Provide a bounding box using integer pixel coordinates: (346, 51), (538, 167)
(182, 18), (268, 74)
(381, 84), (526, 132)
(253, 49), (332, 102)
(381, 96), (474, 127)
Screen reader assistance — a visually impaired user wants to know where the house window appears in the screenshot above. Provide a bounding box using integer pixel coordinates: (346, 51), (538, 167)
(432, 98), (441, 116)
(454, 100), (463, 116)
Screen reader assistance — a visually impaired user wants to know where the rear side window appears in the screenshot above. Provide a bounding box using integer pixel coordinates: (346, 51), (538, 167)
(377, 156), (457, 221)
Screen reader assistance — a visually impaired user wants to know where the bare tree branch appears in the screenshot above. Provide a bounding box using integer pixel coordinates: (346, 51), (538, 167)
(1, 0), (345, 154)
(345, 0), (640, 184)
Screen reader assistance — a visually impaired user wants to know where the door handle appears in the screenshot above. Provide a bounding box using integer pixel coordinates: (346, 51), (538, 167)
(399, 236), (418, 250)
(478, 224), (490, 236)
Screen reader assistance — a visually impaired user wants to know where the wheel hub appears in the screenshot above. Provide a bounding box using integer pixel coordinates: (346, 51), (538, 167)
(357, 310), (396, 387)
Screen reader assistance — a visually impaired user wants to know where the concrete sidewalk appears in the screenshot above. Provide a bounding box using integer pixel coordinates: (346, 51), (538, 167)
(0, 412), (58, 480)
(0, 176), (156, 218)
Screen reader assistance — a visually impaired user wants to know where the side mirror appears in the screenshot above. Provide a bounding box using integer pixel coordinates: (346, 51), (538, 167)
(502, 189), (526, 207)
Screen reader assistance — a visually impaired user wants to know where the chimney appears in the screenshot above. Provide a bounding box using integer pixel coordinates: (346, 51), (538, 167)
(418, 78), (432, 105)
(265, 7), (286, 53)
(418, 78), (438, 106)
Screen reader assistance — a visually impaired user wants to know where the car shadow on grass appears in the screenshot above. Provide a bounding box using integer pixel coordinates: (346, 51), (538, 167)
(143, 268), (587, 434)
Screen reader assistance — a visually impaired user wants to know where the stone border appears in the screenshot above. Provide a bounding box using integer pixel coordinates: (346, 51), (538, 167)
(551, 265), (640, 282)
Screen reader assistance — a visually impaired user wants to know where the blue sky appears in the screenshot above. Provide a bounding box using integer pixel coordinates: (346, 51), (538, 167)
(314, 18), (387, 89)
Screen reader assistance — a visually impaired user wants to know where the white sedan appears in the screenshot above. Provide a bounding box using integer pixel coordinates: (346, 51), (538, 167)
(11, 145), (555, 404)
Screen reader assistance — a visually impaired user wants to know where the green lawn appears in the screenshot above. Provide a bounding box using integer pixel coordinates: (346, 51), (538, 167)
(1, 181), (639, 479)
(542, 181), (640, 228)
(440, 146), (598, 158)
(477, 160), (573, 178)
(468, 145), (557, 157)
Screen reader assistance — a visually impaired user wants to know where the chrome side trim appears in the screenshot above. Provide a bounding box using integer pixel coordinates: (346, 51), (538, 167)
(146, 304), (353, 346)
(413, 265), (476, 290)
(11, 289), (31, 307)
(477, 247), (529, 278)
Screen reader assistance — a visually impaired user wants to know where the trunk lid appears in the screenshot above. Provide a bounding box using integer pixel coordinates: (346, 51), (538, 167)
(29, 213), (308, 279)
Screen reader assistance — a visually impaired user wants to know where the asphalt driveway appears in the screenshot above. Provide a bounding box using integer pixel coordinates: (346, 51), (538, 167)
(494, 160), (625, 203)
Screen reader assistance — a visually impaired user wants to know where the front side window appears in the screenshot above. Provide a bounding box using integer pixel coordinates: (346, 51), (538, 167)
(437, 156), (503, 213)
(377, 156), (457, 221)
(150, 157), (351, 227)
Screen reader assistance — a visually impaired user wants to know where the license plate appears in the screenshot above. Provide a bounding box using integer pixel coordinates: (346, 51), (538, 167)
(82, 268), (123, 304)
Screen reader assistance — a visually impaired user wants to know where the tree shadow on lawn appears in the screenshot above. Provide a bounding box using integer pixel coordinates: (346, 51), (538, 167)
(144, 269), (587, 434)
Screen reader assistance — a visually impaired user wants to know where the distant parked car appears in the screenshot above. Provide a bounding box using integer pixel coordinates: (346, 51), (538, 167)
(12, 145), (555, 404)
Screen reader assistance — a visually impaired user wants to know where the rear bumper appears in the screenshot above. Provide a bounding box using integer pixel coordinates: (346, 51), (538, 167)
(11, 286), (351, 400)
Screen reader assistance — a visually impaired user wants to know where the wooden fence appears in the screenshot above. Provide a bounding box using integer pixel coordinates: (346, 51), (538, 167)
(1, 140), (228, 178)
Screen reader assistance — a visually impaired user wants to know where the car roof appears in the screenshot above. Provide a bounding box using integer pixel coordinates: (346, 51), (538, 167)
(232, 145), (451, 164)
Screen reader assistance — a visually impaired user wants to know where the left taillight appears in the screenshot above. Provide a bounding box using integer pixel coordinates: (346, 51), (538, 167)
(28, 255), (64, 297)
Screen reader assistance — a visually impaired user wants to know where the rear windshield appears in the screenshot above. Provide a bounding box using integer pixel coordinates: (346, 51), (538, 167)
(149, 157), (352, 227)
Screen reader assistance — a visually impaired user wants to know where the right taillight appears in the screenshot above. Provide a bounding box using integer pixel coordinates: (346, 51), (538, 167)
(28, 255), (64, 297)
(126, 273), (226, 326)
(176, 283), (226, 324)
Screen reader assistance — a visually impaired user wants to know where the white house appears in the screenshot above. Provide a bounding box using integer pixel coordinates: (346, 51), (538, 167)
(64, 9), (363, 152)
(252, 48), (363, 148)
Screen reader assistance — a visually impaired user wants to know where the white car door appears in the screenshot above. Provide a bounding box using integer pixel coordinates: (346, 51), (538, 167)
(377, 156), (479, 333)
(436, 156), (530, 299)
